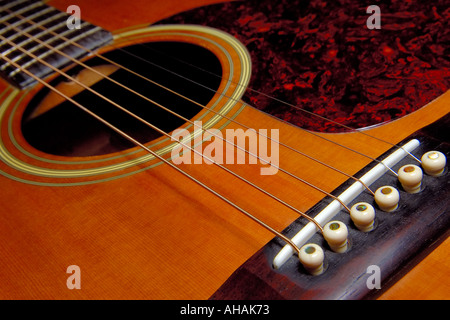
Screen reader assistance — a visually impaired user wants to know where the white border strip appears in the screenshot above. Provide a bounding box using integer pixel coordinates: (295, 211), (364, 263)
(273, 139), (421, 269)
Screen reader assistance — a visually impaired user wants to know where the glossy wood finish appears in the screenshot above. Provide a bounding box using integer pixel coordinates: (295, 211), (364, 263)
(0, 0), (448, 299)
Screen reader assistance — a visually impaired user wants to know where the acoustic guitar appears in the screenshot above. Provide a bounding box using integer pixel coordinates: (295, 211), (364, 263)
(0, 0), (448, 300)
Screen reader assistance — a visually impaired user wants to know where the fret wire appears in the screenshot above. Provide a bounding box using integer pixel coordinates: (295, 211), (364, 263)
(1, 12), (67, 56)
(0, 0), (30, 12)
(6, 22), (93, 75)
(0, 50), (305, 257)
(0, 1), (43, 24)
(4, 21), (85, 64)
(0, 6), (54, 40)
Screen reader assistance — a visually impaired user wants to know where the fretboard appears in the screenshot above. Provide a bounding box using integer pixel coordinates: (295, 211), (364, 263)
(0, 0), (112, 88)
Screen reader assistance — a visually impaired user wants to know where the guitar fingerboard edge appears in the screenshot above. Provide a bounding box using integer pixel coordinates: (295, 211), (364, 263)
(0, 0), (112, 89)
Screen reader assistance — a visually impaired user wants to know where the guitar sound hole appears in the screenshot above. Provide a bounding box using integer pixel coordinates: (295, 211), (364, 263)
(21, 41), (222, 157)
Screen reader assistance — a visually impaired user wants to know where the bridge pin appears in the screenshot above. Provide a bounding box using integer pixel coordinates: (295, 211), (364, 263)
(421, 151), (446, 176)
(374, 186), (400, 212)
(398, 164), (423, 193)
(350, 202), (375, 232)
(323, 221), (348, 253)
(299, 243), (324, 276)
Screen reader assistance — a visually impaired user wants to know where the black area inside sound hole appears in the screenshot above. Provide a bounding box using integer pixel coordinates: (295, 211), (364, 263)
(21, 41), (223, 157)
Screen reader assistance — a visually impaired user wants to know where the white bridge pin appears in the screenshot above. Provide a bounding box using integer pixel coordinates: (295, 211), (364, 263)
(299, 243), (324, 276)
(398, 164), (423, 193)
(374, 186), (400, 212)
(323, 221), (348, 253)
(421, 151), (446, 176)
(350, 202), (375, 232)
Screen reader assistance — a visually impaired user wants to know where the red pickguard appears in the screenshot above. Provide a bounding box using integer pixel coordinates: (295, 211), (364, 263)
(158, 0), (450, 132)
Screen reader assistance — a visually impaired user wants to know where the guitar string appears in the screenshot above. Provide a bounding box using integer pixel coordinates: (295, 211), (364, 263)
(1, 0), (445, 286)
(2, 9), (385, 189)
(0, 31), (327, 232)
(0, 45), (308, 255)
(15, 0), (419, 167)
(4, 0), (411, 178)
(117, 46), (412, 173)
(4, 7), (415, 214)
(4, 10), (416, 225)
(136, 37), (422, 164)
(1, 2), (418, 253)
(1, 21), (363, 212)
(115, 44), (399, 177)
(2, 22), (354, 218)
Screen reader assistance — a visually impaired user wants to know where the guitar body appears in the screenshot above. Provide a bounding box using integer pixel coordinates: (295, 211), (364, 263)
(0, 0), (448, 300)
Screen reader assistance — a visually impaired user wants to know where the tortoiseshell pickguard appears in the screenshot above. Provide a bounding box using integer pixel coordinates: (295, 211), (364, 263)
(157, 0), (450, 132)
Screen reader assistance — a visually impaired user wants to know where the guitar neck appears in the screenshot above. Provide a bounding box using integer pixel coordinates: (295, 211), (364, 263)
(0, 0), (112, 88)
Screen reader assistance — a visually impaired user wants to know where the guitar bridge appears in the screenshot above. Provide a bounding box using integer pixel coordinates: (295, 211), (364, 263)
(273, 138), (421, 269)
(211, 114), (449, 300)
